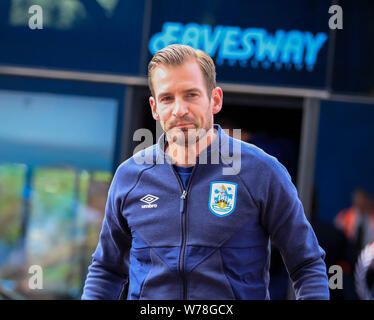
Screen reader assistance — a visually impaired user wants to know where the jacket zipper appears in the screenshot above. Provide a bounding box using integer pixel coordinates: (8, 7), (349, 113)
(171, 165), (197, 300)
(180, 189), (188, 300)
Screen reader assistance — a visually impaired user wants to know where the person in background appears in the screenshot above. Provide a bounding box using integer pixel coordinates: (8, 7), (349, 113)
(335, 189), (374, 253)
(335, 188), (374, 299)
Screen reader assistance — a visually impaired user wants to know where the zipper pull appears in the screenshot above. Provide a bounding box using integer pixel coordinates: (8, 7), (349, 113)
(181, 190), (187, 199)
(180, 190), (187, 214)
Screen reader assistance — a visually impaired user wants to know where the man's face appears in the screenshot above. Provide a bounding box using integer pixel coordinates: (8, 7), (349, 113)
(149, 60), (222, 146)
(353, 192), (373, 215)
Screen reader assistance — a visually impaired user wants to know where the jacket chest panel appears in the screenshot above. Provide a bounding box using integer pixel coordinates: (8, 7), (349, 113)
(123, 165), (184, 247)
(186, 174), (265, 248)
(123, 164), (265, 249)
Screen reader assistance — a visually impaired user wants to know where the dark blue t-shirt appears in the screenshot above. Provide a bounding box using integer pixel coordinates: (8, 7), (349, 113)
(173, 165), (194, 189)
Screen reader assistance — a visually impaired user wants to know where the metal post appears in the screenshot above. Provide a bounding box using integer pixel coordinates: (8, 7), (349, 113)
(296, 98), (321, 220)
(119, 86), (134, 163)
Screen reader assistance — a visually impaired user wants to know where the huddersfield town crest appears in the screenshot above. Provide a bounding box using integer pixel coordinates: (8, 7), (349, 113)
(209, 181), (237, 217)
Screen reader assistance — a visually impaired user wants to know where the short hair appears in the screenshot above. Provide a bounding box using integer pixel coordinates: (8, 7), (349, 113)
(148, 44), (216, 98)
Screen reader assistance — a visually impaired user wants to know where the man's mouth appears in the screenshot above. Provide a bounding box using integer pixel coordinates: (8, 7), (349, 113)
(172, 123), (195, 129)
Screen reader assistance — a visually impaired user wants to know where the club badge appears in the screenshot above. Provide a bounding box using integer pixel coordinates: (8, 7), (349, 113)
(209, 181), (237, 217)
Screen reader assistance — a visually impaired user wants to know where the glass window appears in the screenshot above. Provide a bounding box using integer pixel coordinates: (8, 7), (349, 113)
(0, 86), (120, 299)
(0, 0), (145, 74)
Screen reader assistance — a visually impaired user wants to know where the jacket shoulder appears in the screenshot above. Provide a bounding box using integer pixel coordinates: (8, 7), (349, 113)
(227, 137), (294, 202)
(231, 137), (289, 176)
(110, 144), (157, 194)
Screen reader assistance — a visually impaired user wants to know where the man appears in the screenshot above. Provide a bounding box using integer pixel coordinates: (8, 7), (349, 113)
(335, 189), (374, 251)
(82, 44), (329, 300)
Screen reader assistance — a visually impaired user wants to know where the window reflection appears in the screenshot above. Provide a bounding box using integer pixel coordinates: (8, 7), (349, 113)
(0, 90), (118, 299)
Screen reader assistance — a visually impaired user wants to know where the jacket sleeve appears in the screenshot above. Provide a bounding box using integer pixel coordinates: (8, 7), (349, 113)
(259, 160), (330, 300)
(81, 168), (132, 300)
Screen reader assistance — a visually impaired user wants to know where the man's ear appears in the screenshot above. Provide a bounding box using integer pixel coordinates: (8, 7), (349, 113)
(149, 96), (160, 120)
(211, 87), (223, 115)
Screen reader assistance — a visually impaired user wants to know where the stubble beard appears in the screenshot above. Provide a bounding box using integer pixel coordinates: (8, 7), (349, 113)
(166, 116), (212, 148)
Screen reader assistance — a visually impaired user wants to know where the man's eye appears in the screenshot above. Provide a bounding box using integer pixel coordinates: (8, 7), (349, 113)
(161, 97), (172, 102)
(187, 93), (198, 98)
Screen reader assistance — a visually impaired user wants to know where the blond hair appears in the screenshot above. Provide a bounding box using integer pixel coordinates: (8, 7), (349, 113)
(148, 44), (216, 98)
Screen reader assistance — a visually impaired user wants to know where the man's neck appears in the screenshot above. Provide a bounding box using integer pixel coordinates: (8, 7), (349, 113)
(165, 127), (217, 167)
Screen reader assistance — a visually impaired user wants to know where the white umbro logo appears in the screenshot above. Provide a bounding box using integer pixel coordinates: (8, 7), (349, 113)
(140, 194), (159, 208)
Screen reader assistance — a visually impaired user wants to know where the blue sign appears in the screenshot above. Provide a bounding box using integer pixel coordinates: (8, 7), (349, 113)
(150, 22), (328, 72)
(147, 0), (331, 89)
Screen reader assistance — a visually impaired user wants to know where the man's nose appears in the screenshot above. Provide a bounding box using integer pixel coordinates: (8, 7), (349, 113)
(172, 98), (188, 117)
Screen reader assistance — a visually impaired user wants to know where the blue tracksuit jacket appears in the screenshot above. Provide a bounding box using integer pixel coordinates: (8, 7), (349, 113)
(82, 125), (329, 300)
